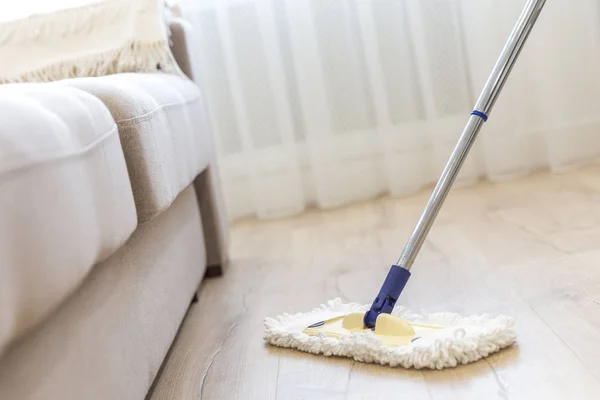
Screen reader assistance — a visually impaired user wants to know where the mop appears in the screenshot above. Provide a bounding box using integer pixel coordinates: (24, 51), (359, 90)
(264, 0), (546, 369)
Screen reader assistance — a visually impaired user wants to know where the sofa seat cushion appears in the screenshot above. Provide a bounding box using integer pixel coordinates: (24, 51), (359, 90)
(0, 84), (138, 355)
(0, 185), (206, 400)
(58, 73), (212, 222)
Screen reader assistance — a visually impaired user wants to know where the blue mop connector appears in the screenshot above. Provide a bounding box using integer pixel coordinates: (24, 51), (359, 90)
(363, 265), (411, 329)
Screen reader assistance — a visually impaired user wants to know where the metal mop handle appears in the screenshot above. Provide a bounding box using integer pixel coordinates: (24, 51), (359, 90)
(398, 0), (546, 271)
(364, 0), (547, 329)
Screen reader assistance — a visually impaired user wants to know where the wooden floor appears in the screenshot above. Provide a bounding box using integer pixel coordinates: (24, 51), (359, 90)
(150, 165), (600, 400)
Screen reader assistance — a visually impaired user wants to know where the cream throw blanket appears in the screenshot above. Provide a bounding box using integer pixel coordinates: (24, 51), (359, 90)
(0, 0), (183, 83)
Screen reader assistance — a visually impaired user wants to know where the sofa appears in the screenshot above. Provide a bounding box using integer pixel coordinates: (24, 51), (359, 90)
(0, 17), (227, 399)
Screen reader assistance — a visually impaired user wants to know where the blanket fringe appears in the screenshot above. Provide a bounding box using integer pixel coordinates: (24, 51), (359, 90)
(0, 39), (183, 84)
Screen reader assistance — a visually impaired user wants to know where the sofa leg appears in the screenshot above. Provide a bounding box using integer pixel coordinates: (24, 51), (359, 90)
(194, 165), (229, 277)
(204, 263), (226, 278)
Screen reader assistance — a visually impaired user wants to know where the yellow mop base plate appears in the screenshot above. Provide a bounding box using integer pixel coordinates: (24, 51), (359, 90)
(303, 312), (443, 346)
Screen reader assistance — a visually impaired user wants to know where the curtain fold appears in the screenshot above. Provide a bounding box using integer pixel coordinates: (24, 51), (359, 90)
(179, 0), (600, 220)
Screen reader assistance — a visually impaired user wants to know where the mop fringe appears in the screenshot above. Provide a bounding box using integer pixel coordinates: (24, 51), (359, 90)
(264, 298), (516, 370)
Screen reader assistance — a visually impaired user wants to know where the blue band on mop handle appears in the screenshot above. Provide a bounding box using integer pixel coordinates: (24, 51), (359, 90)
(363, 265), (411, 329)
(471, 110), (488, 121)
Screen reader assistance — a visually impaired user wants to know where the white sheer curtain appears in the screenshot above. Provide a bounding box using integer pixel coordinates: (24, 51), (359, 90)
(178, 0), (600, 220)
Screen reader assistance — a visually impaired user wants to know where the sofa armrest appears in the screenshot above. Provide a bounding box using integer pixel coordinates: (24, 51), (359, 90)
(169, 17), (198, 82)
(168, 16), (230, 275)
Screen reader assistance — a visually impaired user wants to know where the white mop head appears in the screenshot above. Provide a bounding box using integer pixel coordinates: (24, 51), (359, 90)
(264, 298), (516, 370)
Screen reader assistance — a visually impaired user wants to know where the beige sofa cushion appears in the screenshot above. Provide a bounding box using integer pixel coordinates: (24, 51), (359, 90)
(0, 185), (205, 400)
(0, 83), (137, 355)
(59, 73), (212, 222)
